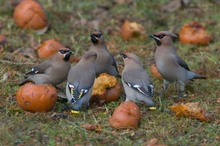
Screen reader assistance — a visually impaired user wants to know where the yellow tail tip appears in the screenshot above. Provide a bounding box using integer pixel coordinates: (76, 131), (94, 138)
(149, 107), (157, 110)
(70, 110), (80, 114)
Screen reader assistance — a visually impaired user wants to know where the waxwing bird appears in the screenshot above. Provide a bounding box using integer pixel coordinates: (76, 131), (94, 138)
(66, 51), (97, 111)
(120, 52), (154, 107)
(19, 49), (73, 86)
(150, 31), (207, 98)
(89, 30), (120, 77)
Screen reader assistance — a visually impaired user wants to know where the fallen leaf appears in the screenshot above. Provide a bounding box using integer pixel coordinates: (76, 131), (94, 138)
(114, 0), (133, 4)
(80, 123), (102, 133)
(161, 0), (182, 12)
(74, 144), (83, 146)
(0, 35), (7, 45)
(144, 138), (167, 146)
(51, 112), (68, 119)
(13, 48), (37, 59)
(217, 98), (220, 104)
(169, 102), (209, 122)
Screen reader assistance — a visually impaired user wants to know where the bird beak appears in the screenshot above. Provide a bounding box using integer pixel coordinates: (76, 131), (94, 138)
(150, 35), (161, 46)
(90, 34), (96, 39)
(69, 50), (74, 54)
(150, 35), (159, 41)
(120, 52), (127, 59)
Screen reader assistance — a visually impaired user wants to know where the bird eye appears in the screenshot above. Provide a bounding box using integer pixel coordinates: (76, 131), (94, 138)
(59, 50), (64, 54)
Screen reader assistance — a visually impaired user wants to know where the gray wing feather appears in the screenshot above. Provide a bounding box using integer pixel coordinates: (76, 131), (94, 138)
(25, 61), (52, 76)
(176, 55), (190, 71)
(123, 70), (153, 97)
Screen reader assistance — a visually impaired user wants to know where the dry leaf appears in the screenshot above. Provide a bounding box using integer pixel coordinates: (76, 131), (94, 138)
(217, 98), (220, 104)
(169, 102), (209, 122)
(144, 138), (167, 146)
(114, 0), (133, 4)
(80, 123), (102, 133)
(14, 48), (37, 59)
(161, 0), (182, 12)
(0, 35), (7, 45)
(74, 144), (83, 146)
(121, 20), (146, 41)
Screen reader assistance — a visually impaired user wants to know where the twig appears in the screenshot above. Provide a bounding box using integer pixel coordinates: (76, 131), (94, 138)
(0, 59), (35, 65)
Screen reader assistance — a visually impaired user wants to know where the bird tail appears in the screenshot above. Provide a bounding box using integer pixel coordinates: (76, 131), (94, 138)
(187, 71), (207, 80)
(193, 75), (207, 79)
(18, 79), (32, 86)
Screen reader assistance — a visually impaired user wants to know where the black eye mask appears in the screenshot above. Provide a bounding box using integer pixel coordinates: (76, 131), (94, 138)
(94, 34), (102, 38)
(155, 34), (165, 39)
(59, 50), (69, 54)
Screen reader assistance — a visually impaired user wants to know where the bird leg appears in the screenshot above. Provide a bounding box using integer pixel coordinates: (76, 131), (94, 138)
(177, 81), (185, 98)
(159, 79), (170, 97)
(86, 103), (90, 110)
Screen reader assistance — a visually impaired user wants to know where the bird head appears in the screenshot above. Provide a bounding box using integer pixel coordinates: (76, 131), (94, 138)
(120, 52), (142, 64)
(119, 52), (128, 59)
(150, 31), (178, 46)
(90, 30), (104, 45)
(120, 52), (143, 66)
(58, 48), (74, 61)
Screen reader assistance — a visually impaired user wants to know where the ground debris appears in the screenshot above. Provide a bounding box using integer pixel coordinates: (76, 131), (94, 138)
(80, 123), (102, 133)
(169, 102), (211, 122)
(144, 138), (167, 146)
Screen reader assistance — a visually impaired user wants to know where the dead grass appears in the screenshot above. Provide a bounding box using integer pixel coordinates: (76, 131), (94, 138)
(0, 0), (220, 145)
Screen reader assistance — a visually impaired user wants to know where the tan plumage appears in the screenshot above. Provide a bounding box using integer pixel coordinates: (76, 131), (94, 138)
(120, 52), (154, 107)
(89, 30), (120, 77)
(66, 51), (97, 111)
(19, 48), (73, 86)
(151, 31), (206, 98)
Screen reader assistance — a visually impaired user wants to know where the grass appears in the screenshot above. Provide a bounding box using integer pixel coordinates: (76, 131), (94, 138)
(0, 0), (220, 145)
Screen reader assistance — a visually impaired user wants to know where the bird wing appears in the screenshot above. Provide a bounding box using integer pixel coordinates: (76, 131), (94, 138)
(123, 70), (153, 97)
(67, 82), (89, 104)
(176, 55), (190, 71)
(112, 59), (119, 72)
(25, 61), (52, 76)
(110, 54), (120, 73)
